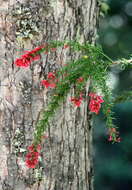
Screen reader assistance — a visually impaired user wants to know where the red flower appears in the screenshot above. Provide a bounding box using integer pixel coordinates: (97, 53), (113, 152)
(108, 135), (112, 141)
(49, 83), (56, 88)
(41, 80), (56, 88)
(97, 96), (104, 103)
(108, 128), (121, 143)
(25, 144), (41, 168)
(108, 135), (121, 143)
(28, 144), (41, 152)
(14, 59), (29, 67)
(14, 45), (44, 67)
(41, 80), (51, 88)
(25, 151), (39, 168)
(89, 100), (101, 114)
(89, 93), (104, 114)
(41, 72), (57, 88)
(89, 93), (104, 103)
(71, 95), (83, 107)
(77, 77), (84, 83)
(47, 72), (56, 80)
(27, 145), (34, 152)
(42, 80), (49, 88)
(14, 56), (30, 67)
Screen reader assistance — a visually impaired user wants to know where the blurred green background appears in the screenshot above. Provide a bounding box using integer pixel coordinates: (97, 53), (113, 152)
(94, 0), (132, 189)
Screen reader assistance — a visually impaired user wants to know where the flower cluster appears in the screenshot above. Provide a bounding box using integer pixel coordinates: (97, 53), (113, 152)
(25, 144), (41, 168)
(108, 128), (121, 143)
(71, 94), (83, 107)
(14, 43), (69, 68)
(14, 46), (44, 67)
(12, 41), (125, 169)
(70, 91), (104, 114)
(41, 72), (57, 88)
(89, 93), (104, 114)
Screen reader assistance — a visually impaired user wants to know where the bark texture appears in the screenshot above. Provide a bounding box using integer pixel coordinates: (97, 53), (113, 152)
(0, 0), (99, 189)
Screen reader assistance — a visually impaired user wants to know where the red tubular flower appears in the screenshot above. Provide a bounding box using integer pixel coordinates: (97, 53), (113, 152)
(28, 145), (34, 152)
(96, 96), (104, 103)
(41, 80), (56, 88)
(41, 72), (57, 88)
(28, 144), (41, 152)
(89, 93), (104, 103)
(25, 151), (39, 168)
(108, 128), (121, 143)
(14, 57), (31, 67)
(47, 72), (56, 80)
(89, 93), (104, 114)
(108, 135), (121, 143)
(41, 80), (51, 88)
(89, 100), (101, 114)
(14, 45), (44, 67)
(108, 135), (112, 142)
(25, 144), (41, 168)
(71, 95), (83, 107)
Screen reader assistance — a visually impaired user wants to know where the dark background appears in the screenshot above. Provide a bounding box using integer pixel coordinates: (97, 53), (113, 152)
(94, 0), (132, 189)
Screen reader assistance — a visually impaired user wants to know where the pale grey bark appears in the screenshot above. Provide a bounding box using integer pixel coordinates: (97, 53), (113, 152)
(0, 0), (99, 189)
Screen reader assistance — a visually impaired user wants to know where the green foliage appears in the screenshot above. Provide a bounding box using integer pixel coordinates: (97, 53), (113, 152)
(114, 90), (132, 104)
(32, 41), (132, 145)
(98, 0), (110, 17)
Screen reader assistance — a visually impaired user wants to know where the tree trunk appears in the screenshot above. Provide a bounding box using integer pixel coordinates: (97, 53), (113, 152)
(0, 0), (99, 190)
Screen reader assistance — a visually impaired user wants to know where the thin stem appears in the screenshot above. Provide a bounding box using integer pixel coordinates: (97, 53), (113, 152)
(97, 48), (113, 63)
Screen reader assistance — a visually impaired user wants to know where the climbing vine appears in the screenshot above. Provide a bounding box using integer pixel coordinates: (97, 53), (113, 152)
(14, 41), (132, 168)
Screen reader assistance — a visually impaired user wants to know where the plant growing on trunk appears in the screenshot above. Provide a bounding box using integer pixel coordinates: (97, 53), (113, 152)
(14, 41), (132, 168)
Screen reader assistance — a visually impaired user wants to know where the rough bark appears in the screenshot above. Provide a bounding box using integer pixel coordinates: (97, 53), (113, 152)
(0, 0), (99, 189)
